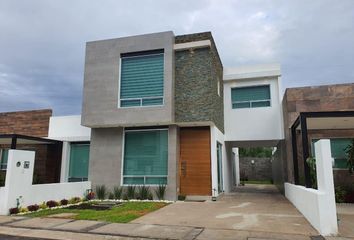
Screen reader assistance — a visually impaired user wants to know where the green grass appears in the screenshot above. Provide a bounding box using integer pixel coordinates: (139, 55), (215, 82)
(25, 202), (168, 223)
(244, 180), (272, 184)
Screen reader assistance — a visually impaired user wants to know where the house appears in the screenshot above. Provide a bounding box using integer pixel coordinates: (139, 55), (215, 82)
(80, 31), (283, 200)
(1, 30), (353, 235)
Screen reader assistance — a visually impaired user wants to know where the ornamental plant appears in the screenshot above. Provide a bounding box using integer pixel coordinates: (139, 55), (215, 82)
(60, 199), (69, 205)
(85, 192), (95, 201)
(113, 186), (123, 199)
(27, 204), (39, 212)
(95, 185), (107, 200)
(155, 184), (166, 200)
(9, 207), (19, 215)
(345, 139), (354, 174)
(68, 197), (81, 204)
(46, 200), (59, 208)
(137, 185), (150, 200)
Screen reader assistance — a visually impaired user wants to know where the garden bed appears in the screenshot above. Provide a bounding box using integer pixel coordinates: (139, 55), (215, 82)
(24, 201), (169, 223)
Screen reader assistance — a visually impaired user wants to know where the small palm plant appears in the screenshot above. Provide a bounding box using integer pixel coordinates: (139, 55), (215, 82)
(125, 185), (136, 200)
(155, 184), (166, 200)
(345, 139), (354, 174)
(137, 185), (151, 200)
(113, 186), (124, 199)
(95, 185), (107, 200)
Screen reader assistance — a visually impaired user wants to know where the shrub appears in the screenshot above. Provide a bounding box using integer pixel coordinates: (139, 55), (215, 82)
(137, 185), (150, 200)
(113, 186), (123, 199)
(46, 200), (59, 208)
(19, 207), (29, 213)
(85, 192), (95, 201)
(68, 197), (81, 204)
(155, 184), (166, 200)
(96, 185), (107, 200)
(27, 204), (39, 212)
(335, 186), (347, 203)
(108, 192), (114, 199)
(60, 199), (69, 206)
(9, 207), (19, 215)
(39, 202), (47, 209)
(178, 195), (186, 201)
(125, 185), (136, 200)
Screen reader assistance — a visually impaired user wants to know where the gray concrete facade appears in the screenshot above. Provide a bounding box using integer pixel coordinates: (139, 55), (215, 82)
(88, 125), (179, 200)
(82, 31), (175, 128)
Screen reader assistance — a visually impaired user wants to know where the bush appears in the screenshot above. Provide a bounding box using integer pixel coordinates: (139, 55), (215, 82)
(39, 202), (47, 209)
(178, 195), (186, 201)
(96, 185), (107, 200)
(9, 207), (19, 215)
(68, 197), (81, 204)
(108, 192), (114, 199)
(27, 204), (39, 212)
(113, 186), (123, 199)
(125, 185), (136, 200)
(19, 207), (29, 213)
(137, 185), (150, 200)
(46, 200), (59, 208)
(60, 199), (69, 205)
(335, 187), (347, 203)
(155, 184), (166, 200)
(85, 192), (95, 201)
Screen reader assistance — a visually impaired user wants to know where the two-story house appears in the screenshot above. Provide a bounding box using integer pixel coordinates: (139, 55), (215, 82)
(81, 31), (225, 200)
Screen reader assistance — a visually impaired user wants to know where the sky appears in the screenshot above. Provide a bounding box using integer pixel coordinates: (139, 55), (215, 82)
(0, 0), (353, 115)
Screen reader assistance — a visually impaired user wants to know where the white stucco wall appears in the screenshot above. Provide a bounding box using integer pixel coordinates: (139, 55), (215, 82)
(48, 115), (91, 141)
(285, 139), (338, 236)
(210, 125), (226, 197)
(223, 65), (284, 142)
(0, 150), (91, 215)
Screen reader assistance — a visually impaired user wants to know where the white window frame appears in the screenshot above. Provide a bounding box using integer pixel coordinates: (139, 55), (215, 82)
(118, 52), (165, 109)
(121, 128), (169, 186)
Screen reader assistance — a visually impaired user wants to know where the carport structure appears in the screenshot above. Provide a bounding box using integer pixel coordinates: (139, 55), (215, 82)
(290, 111), (354, 188)
(0, 134), (62, 184)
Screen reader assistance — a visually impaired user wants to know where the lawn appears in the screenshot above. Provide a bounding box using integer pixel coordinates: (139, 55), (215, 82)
(25, 202), (168, 223)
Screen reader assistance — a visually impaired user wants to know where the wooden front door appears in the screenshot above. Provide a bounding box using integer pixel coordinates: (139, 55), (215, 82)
(179, 127), (211, 196)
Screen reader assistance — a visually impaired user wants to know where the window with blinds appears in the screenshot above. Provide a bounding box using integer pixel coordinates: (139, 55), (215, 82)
(119, 50), (164, 107)
(231, 85), (271, 109)
(123, 129), (168, 185)
(311, 138), (351, 169)
(68, 143), (90, 182)
(0, 149), (8, 170)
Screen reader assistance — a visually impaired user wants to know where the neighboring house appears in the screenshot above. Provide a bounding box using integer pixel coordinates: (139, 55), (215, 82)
(0, 110), (91, 185)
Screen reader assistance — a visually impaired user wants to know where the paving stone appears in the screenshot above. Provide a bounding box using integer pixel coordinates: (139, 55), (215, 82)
(91, 222), (195, 239)
(52, 220), (104, 231)
(47, 213), (78, 219)
(7, 217), (73, 229)
(0, 216), (27, 224)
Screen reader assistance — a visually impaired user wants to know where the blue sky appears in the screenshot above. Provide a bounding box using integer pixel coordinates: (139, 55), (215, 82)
(0, 0), (353, 115)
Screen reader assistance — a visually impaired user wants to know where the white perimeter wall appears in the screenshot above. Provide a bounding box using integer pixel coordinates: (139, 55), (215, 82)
(223, 68), (284, 142)
(285, 139), (338, 236)
(0, 150), (91, 215)
(210, 125), (227, 196)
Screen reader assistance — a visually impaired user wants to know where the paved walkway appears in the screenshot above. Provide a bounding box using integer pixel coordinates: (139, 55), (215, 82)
(0, 188), (352, 240)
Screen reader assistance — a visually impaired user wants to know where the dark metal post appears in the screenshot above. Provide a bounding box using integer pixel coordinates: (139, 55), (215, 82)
(300, 114), (311, 188)
(291, 126), (299, 185)
(10, 136), (17, 149)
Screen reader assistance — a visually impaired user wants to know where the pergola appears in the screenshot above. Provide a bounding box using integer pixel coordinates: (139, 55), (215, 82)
(291, 111), (354, 188)
(0, 134), (61, 148)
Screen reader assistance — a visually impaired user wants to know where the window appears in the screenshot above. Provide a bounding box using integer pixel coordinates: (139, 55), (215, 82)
(119, 50), (164, 107)
(0, 149), (8, 170)
(217, 80), (221, 96)
(311, 138), (351, 169)
(123, 129), (168, 185)
(231, 85), (271, 109)
(68, 143), (90, 182)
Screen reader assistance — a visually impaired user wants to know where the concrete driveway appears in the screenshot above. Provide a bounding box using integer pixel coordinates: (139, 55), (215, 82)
(133, 186), (318, 237)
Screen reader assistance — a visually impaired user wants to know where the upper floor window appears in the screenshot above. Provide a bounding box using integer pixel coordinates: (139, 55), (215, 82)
(119, 50), (164, 107)
(231, 85), (271, 109)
